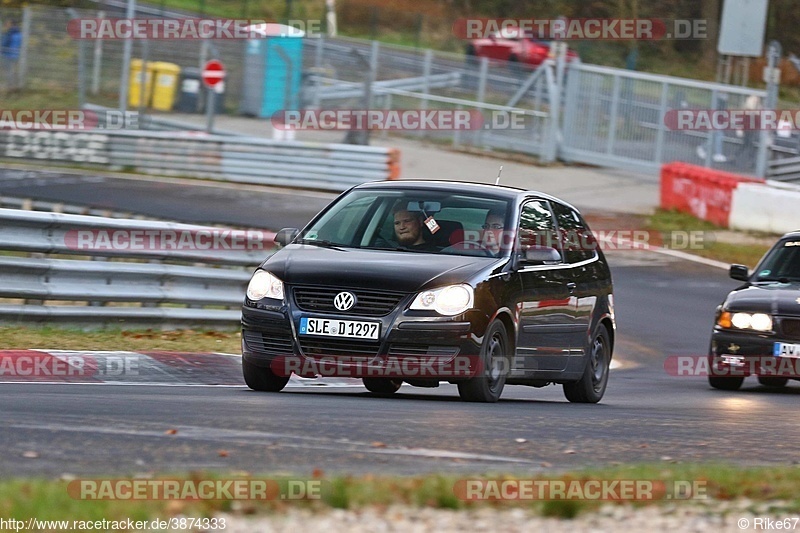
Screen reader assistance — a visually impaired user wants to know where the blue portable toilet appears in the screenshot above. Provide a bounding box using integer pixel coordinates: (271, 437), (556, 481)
(240, 23), (305, 119)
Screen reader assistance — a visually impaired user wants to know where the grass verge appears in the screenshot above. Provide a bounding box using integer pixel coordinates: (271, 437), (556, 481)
(2, 465), (800, 521)
(645, 209), (774, 268)
(0, 327), (241, 353)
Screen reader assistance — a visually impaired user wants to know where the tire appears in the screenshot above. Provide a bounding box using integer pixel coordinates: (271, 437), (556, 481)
(458, 319), (510, 403)
(708, 375), (744, 391)
(242, 358), (290, 392)
(758, 376), (789, 388)
(563, 326), (611, 403)
(508, 54), (522, 74)
(363, 377), (402, 395)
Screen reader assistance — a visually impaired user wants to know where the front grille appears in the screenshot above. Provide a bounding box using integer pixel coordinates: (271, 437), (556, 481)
(388, 345), (460, 359)
(243, 329), (294, 356)
(298, 337), (380, 359)
(781, 318), (800, 340)
(293, 286), (405, 316)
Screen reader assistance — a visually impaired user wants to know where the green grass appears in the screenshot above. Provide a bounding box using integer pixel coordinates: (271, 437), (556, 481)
(0, 326), (241, 353)
(646, 209), (773, 267)
(2, 465), (800, 521)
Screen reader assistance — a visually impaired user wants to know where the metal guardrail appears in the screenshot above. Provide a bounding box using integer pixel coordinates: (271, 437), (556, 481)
(0, 208), (274, 328)
(314, 72), (463, 101)
(0, 129), (400, 192)
(768, 155), (800, 182)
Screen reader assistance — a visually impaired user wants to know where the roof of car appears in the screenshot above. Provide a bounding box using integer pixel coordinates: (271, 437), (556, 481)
(355, 180), (573, 206)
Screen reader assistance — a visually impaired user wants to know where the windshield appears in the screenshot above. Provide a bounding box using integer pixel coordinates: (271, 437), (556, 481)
(754, 239), (800, 281)
(298, 189), (512, 258)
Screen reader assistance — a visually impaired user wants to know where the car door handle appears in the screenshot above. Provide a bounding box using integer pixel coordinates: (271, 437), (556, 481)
(566, 282), (577, 293)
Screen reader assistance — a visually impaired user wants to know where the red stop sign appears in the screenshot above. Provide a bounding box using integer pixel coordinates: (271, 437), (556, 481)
(202, 60), (226, 88)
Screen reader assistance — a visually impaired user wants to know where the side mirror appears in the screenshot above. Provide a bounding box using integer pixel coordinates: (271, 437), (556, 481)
(521, 246), (562, 265)
(729, 264), (750, 282)
(274, 227), (300, 247)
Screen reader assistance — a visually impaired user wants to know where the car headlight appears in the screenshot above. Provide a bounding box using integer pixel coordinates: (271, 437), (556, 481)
(246, 270), (284, 301)
(410, 284), (474, 316)
(717, 311), (773, 332)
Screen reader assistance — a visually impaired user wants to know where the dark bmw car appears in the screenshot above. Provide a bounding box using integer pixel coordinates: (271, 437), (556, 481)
(241, 181), (615, 403)
(709, 231), (800, 390)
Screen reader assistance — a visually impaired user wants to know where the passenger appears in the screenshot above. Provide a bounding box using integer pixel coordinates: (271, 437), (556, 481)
(480, 210), (506, 255)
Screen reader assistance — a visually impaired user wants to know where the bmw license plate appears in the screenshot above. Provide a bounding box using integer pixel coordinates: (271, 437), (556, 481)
(299, 317), (380, 340)
(774, 342), (800, 358)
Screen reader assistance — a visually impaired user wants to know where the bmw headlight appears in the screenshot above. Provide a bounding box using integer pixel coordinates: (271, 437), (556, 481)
(717, 311), (773, 332)
(246, 270), (284, 301)
(410, 284), (474, 316)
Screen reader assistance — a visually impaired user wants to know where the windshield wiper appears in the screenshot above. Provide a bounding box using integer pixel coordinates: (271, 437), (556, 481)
(365, 245), (433, 253)
(294, 239), (347, 251)
(755, 276), (797, 283)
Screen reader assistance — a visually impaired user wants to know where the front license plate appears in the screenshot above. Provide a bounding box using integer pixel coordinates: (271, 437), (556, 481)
(299, 317), (380, 340)
(774, 342), (800, 358)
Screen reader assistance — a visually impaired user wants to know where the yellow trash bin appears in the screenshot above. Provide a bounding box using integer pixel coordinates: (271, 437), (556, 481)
(151, 62), (181, 111)
(128, 59), (155, 108)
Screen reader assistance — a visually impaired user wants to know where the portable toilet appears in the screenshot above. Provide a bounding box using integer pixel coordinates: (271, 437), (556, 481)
(240, 23), (305, 119)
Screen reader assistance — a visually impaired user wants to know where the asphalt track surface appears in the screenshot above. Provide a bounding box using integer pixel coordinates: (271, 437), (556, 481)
(2, 170), (799, 477)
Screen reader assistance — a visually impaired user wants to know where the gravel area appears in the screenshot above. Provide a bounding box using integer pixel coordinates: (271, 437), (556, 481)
(218, 501), (797, 532)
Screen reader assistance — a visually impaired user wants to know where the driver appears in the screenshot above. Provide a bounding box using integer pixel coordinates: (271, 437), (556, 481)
(393, 208), (435, 250)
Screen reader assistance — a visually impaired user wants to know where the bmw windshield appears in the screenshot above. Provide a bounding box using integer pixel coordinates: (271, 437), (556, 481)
(754, 239), (800, 282)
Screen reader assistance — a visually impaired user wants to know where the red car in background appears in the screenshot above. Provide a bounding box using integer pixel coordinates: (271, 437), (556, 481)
(466, 26), (579, 68)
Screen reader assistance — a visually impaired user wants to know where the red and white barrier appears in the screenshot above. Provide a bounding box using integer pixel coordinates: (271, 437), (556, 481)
(730, 181), (800, 234)
(660, 162), (764, 227)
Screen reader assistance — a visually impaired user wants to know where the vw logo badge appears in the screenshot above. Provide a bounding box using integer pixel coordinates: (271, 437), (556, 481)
(333, 291), (356, 311)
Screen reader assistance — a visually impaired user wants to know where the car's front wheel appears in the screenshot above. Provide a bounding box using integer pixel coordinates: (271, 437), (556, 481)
(758, 376), (789, 388)
(563, 326), (611, 403)
(458, 319), (509, 403)
(363, 377), (402, 395)
(708, 375), (744, 391)
(242, 359), (290, 392)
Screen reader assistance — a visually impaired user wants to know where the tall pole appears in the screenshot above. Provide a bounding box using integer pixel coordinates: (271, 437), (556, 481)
(118, 0), (137, 111)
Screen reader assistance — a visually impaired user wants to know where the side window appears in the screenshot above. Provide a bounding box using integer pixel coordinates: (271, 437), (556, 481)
(518, 200), (559, 255)
(551, 202), (597, 263)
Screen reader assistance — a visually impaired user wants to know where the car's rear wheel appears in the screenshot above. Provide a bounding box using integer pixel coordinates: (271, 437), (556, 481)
(708, 375), (744, 391)
(758, 376), (789, 388)
(242, 359), (290, 392)
(458, 319), (509, 403)
(563, 326), (611, 403)
(363, 377), (402, 395)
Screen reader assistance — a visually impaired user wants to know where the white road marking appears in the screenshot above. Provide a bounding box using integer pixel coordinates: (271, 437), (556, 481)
(9, 422), (536, 464)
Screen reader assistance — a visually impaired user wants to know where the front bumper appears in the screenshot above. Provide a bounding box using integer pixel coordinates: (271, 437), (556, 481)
(709, 328), (800, 378)
(241, 297), (486, 380)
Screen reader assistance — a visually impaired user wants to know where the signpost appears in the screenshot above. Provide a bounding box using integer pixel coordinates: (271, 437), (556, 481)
(202, 59), (225, 133)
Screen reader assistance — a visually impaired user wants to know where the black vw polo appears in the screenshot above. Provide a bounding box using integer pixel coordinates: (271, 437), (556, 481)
(241, 181), (615, 403)
(709, 231), (800, 390)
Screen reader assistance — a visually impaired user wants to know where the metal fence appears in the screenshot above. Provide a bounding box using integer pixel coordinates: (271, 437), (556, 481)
(0, 128), (399, 191)
(560, 63), (769, 176)
(0, 207), (271, 328)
